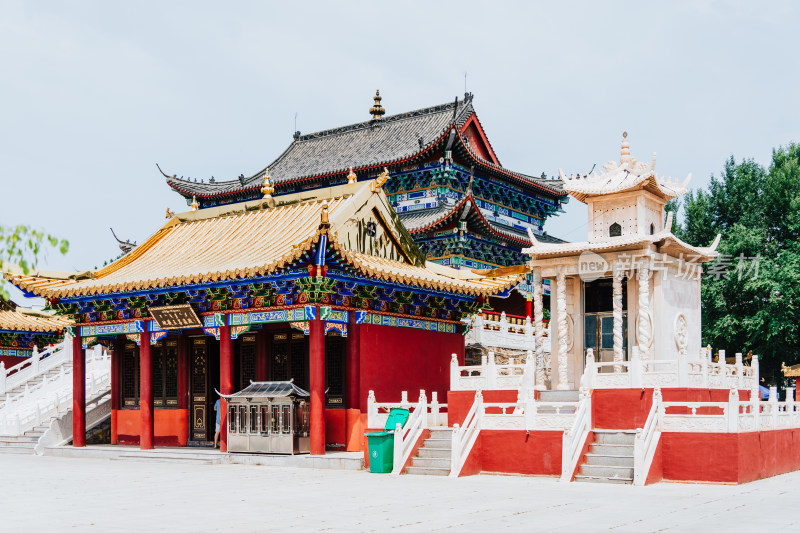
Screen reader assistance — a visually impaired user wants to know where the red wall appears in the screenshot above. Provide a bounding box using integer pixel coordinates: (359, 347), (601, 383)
(0, 355), (28, 370)
(324, 408), (346, 447)
(114, 409), (188, 447)
(477, 431), (562, 476)
(358, 324), (463, 411)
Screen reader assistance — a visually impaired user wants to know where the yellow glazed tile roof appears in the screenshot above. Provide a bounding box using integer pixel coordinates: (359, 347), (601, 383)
(0, 309), (71, 333)
(7, 183), (522, 299)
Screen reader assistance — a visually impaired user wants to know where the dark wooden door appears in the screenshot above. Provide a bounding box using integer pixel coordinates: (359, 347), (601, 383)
(190, 337), (209, 441)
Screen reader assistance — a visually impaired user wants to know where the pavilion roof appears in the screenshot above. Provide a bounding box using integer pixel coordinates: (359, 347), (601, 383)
(7, 182), (522, 300)
(401, 193), (565, 246)
(523, 228), (720, 262)
(559, 133), (690, 204)
(0, 307), (71, 333)
(163, 94), (565, 201)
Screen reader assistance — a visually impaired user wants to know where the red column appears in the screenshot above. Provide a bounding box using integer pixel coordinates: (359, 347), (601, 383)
(525, 297), (532, 320)
(110, 337), (120, 445)
(72, 333), (85, 447)
(309, 307), (326, 455)
(346, 312), (360, 409)
(219, 324), (233, 453)
(140, 329), (154, 449)
(256, 328), (270, 381)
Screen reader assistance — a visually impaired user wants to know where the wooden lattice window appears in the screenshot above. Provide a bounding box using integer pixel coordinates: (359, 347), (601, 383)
(239, 335), (257, 386)
(121, 342), (139, 408)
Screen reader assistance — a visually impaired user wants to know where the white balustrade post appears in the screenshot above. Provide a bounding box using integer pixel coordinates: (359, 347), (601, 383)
(524, 387), (537, 430)
(431, 392), (440, 427)
(401, 391), (409, 408)
(727, 387), (739, 433)
(450, 353), (460, 391)
(486, 351), (497, 390)
(629, 346), (642, 388)
(500, 312), (508, 337)
(678, 350), (688, 387)
(474, 313), (485, 344)
(770, 386), (779, 428)
(393, 422), (403, 470)
(524, 349), (538, 391)
(0, 363), (6, 395)
(419, 390), (428, 430)
(32, 346), (40, 374)
(701, 348), (709, 388)
(582, 349), (595, 390)
(786, 387), (795, 404)
(367, 390), (376, 427)
(751, 355), (760, 398)
(735, 352), (744, 389)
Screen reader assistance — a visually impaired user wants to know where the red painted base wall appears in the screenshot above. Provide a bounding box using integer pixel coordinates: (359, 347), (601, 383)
(359, 324), (463, 412)
(113, 409), (188, 447)
(0, 355), (28, 370)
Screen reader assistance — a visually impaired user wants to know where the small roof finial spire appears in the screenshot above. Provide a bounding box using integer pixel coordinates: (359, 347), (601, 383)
(261, 168), (274, 199)
(347, 166), (357, 184)
(370, 90), (385, 121)
(620, 131), (631, 164)
(319, 200), (330, 228)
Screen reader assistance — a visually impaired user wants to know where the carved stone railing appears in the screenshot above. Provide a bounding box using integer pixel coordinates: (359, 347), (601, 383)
(450, 390), (482, 477)
(392, 391), (428, 475)
(367, 390), (447, 429)
(560, 389), (592, 481)
(633, 388), (662, 486)
(581, 347), (759, 391)
(34, 387), (112, 455)
(0, 345), (109, 436)
(0, 339), (69, 396)
(659, 387), (800, 433)
(464, 311), (551, 353)
(450, 351), (542, 391)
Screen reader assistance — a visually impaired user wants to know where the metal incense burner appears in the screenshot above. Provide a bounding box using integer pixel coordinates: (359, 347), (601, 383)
(219, 381), (310, 454)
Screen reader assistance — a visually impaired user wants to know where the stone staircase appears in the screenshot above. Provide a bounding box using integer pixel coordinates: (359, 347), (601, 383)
(3, 363), (73, 398)
(574, 430), (635, 484)
(0, 423), (50, 454)
(405, 427), (452, 476)
(538, 390), (579, 413)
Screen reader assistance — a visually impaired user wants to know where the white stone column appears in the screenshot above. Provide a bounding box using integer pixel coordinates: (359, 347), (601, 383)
(637, 257), (651, 366)
(612, 262), (624, 373)
(557, 267), (569, 390)
(533, 268), (546, 390)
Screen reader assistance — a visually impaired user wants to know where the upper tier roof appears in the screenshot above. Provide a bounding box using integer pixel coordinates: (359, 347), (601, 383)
(163, 94), (565, 201)
(7, 181), (523, 300)
(558, 133), (690, 204)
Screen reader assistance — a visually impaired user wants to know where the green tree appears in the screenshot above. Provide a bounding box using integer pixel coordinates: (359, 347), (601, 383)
(677, 145), (800, 382)
(0, 225), (69, 301)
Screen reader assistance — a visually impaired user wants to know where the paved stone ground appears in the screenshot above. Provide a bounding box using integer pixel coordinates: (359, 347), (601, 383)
(3, 454), (798, 532)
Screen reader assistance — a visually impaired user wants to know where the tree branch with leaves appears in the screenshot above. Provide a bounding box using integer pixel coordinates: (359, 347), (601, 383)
(0, 225), (69, 301)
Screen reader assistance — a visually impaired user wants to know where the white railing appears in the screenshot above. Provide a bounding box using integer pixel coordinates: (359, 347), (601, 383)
(0, 345), (109, 436)
(391, 391), (428, 475)
(463, 311), (551, 353)
(34, 387), (112, 455)
(450, 390), (483, 478)
(560, 389), (592, 481)
(0, 338), (69, 396)
(451, 351), (541, 391)
(367, 390), (447, 429)
(633, 388), (662, 486)
(659, 387), (800, 433)
(581, 347), (759, 391)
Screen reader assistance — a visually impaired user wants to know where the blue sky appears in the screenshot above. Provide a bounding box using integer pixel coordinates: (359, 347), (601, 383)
(2, 1), (798, 304)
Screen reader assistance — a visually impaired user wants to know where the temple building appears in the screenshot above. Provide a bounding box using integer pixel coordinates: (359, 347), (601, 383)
(0, 299), (69, 366)
(8, 176), (519, 453)
(160, 92), (567, 319)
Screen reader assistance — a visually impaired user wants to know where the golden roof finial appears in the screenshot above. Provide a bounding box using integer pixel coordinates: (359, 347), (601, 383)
(319, 200), (330, 228)
(261, 168), (274, 199)
(165, 207), (175, 219)
(370, 167), (391, 193)
(190, 196), (199, 211)
(347, 166), (357, 184)
(621, 131), (631, 164)
(370, 90), (385, 121)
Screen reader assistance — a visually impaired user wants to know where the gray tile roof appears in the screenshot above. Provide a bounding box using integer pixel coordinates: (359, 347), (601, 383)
(165, 96), (474, 197)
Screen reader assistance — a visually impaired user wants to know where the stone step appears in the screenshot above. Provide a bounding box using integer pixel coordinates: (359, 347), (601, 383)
(594, 430), (637, 445)
(405, 466), (450, 476)
(584, 453), (634, 467)
(589, 443), (634, 457)
(0, 436), (38, 444)
(412, 457), (451, 469)
(539, 390), (579, 402)
(423, 438), (452, 450)
(579, 464), (634, 479)
(574, 475), (632, 484)
(418, 448), (451, 459)
(0, 444), (36, 454)
(428, 429), (452, 439)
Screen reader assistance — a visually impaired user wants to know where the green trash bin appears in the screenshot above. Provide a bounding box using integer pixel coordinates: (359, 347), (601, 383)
(364, 408), (410, 473)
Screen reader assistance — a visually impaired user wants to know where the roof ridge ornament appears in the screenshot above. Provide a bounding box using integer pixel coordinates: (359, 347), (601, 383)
(261, 169), (274, 199)
(621, 131), (631, 164)
(369, 90), (385, 121)
(370, 167), (391, 192)
(319, 200), (330, 228)
(190, 196), (199, 211)
(347, 166), (357, 184)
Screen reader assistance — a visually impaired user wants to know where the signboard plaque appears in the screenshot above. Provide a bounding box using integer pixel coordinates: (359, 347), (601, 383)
(148, 304), (203, 330)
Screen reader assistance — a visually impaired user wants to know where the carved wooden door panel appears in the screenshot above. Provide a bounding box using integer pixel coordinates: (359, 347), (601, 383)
(190, 337), (209, 441)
